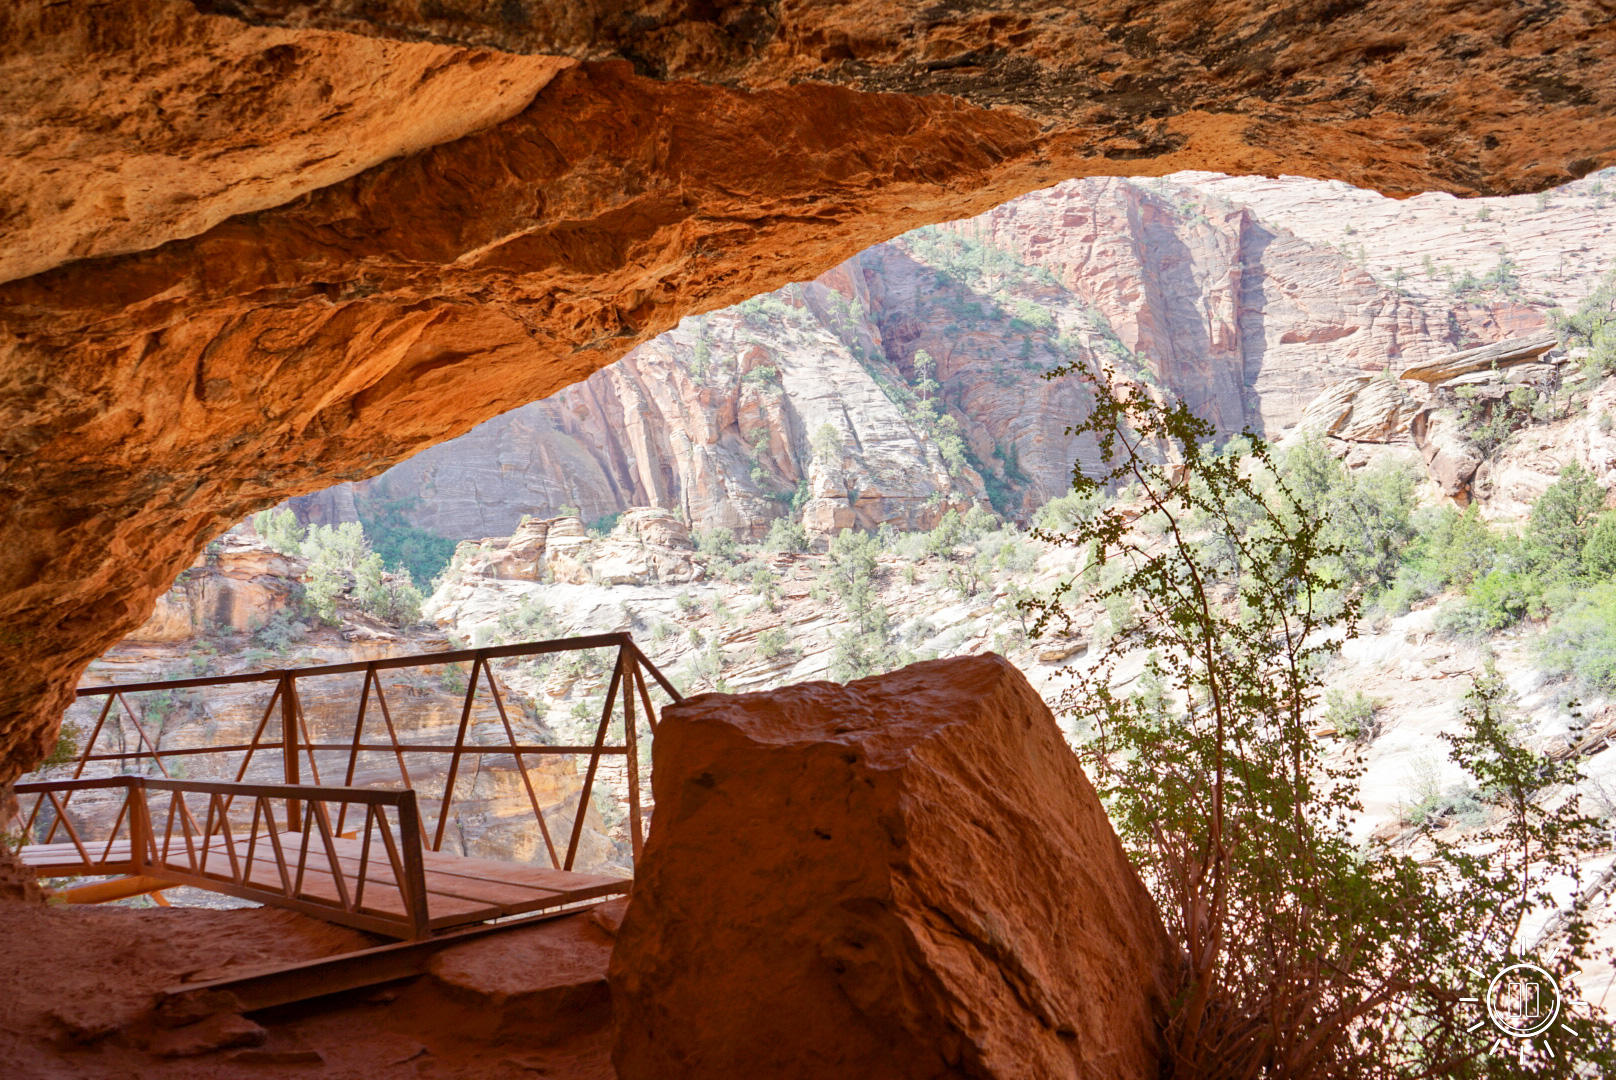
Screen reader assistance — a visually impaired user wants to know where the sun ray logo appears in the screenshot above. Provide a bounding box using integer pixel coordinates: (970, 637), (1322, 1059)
(1456, 961), (1581, 1063)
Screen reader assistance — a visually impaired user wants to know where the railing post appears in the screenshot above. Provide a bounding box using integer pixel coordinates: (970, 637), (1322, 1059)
(623, 656), (645, 864)
(128, 778), (149, 876)
(281, 673), (301, 831)
(396, 790), (431, 940)
(567, 649), (624, 871)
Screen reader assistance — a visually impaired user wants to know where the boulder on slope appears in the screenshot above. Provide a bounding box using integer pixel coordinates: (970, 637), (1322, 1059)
(609, 654), (1174, 1080)
(1285, 375), (1421, 445)
(1411, 408), (1485, 499)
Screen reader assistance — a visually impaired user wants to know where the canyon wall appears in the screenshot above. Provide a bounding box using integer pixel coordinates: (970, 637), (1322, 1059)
(304, 172), (1616, 540)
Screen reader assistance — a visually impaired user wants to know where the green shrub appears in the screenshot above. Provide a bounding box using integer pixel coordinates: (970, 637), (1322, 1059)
(356, 495), (457, 586)
(1552, 265), (1616, 376)
(1583, 513), (1616, 578)
(359, 567), (423, 625)
(809, 422), (842, 467)
(1032, 489), (1103, 534)
(251, 608), (309, 653)
(497, 599), (561, 644)
(1437, 569), (1536, 636)
(1538, 582), (1616, 694)
(1322, 688), (1379, 743)
(586, 511), (623, 538)
(756, 627), (792, 661)
(1384, 504), (1503, 612)
(1524, 461), (1608, 578)
(40, 720), (82, 770)
(1454, 384), (1537, 454)
(763, 515), (809, 553)
(301, 521), (422, 625)
(1282, 437), (1419, 593)
(252, 507), (305, 556)
(1010, 299), (1054, 330)
(694, 527), (741, 564)
(741, 364), (781, 389)
(1023, 354), (1616, 1073)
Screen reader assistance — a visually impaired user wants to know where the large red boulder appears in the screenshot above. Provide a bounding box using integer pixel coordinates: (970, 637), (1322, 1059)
(610, 654), (1174, 1079)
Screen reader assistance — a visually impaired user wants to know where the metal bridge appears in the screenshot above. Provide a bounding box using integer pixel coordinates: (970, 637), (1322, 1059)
(14, 633), (677, 945)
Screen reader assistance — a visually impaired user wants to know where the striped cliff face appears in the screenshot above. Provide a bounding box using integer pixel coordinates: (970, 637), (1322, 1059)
(305, 172), (1616, 541)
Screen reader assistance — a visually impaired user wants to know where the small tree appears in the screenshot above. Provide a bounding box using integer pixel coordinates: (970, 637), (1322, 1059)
(252, 507), (305, 555)
(763, 515), (809, 553)
(1526, 462), (1608, 579)
(1027, 357), (1616, 1078)
(302, 521), (421, 625)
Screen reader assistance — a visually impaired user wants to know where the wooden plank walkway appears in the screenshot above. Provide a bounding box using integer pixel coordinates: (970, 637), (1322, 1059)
(20, 833), (628, 934)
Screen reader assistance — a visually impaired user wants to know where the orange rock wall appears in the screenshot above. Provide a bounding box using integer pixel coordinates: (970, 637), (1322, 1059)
(1, 0), (1614, 777)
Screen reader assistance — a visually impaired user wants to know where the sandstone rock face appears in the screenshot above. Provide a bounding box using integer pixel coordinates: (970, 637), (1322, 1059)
(1286, 377), (1422, 445)
(190, 1), (1616, 200)
(454, 510), (704, 586)
(0, 0), (568, 284)
(126, 536), (305, 641)
(1399, 332), (1561, 384)
(610, 654), (1174, 1080)
(1411, 409), (1486, 500)
(2, 0), (1615, 776)
(319, 172), (1616, 540)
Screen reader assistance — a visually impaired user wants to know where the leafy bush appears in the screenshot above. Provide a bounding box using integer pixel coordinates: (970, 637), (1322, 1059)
(359, 567), (423, 625)
(1552, 265), (1616, 376)
(763, 515), (808, 553)
(1281, 438), (1420, 594)
(252, 507), (305, 555)
(40, 720), (82, 771)
(828, 626), (904, 682)
(251, 608), (309, 654)
(356, 495), (457, 586)
(1032, 489), (1103, 533)
(1538, 582), (1616, 694)
(1321, 688), (1379, 743)
(1583, 512), (1616, 578)
(1383, 504), (1504, 612)
(756, 627), (792, 661)
(741, 364), (781, 389)
(301, 521), (422, 626)
(1010, 299), (1054, 330)
(1437, 569), (1536, 636)
(1524, 461), (1608, 579)
(1454, 383), (1537, 454)
(496, 599), (561, 644)
(586, 511), (623, 538)
(694, 527), (741, 564)
(1025, 355), (1616, 1076)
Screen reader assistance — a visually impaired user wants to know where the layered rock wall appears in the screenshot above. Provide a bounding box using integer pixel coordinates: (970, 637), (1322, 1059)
(316, 173), (1616, 538)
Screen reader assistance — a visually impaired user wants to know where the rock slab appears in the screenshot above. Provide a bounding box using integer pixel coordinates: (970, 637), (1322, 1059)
(610, 654), (1173, 1080)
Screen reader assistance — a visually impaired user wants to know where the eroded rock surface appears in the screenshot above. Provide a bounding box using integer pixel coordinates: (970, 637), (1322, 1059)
(0, 0), (568, 285)
(0, 897), (625, 1077)
(2, 0), (1615, 777)
(610, 654), (1174, 1079)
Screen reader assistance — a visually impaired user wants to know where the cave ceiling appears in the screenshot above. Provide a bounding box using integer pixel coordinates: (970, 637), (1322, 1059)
(0, 0), (1611, 777)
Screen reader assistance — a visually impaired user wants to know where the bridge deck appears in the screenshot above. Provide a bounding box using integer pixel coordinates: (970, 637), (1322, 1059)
(21, 833), (628, 933)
